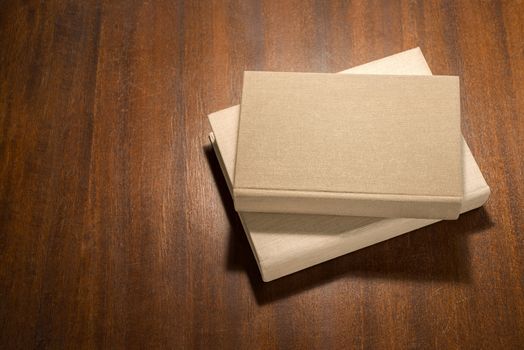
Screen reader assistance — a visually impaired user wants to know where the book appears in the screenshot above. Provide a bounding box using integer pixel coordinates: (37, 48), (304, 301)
(208, 48), (490, 282)
(234, 72), (463, 219)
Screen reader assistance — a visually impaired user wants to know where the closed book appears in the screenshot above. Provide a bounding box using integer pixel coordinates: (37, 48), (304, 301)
(208, 48), (490, 282)
(234, 71), (463, 219)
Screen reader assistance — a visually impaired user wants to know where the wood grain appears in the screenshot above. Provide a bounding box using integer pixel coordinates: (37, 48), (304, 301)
(0, 0), (523, 349)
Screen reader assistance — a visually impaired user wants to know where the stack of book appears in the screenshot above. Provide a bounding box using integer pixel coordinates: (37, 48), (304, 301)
(208, 48), (490, 282)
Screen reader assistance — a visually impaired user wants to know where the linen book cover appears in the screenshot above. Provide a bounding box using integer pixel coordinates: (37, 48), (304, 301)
(234, 72), (463, 219)
(208, 48), (490, 281)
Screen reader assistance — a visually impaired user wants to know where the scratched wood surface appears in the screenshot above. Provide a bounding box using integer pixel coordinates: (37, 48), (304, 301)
(1, 1), (523, 349)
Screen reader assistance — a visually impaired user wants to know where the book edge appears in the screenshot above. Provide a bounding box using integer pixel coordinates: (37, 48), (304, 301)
(233, 188), (462, 219)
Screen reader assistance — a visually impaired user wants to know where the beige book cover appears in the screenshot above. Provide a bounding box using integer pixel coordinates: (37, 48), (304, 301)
(234, 72), (463, 219)
(208, 48), (490, 282)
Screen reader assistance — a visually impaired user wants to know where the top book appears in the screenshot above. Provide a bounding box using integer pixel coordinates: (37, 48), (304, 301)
(234, 72), (463, 219)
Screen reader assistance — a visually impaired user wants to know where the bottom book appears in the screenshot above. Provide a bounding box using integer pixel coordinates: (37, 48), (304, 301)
(208, 47), (490, 282)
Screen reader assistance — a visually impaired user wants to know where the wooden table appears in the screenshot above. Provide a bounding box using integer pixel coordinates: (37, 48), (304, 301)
(1, 1), (523, 348)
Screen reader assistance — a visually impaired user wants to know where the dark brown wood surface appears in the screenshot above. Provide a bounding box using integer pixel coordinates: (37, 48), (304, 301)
(1, 1), (523, 349)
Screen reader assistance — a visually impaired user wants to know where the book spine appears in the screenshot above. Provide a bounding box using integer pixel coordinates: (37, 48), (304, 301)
(234, 188), (462, 220)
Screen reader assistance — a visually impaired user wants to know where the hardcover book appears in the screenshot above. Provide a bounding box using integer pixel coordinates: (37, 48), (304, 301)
(208, 48), (490, 281)
(234, 72), (463, 219)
